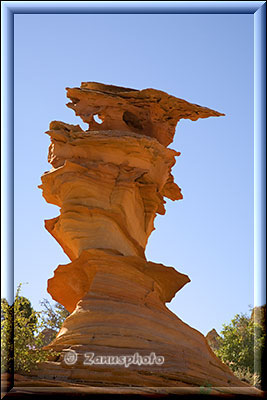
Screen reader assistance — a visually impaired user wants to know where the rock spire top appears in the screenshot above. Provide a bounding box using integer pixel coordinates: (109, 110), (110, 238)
(66, 81), (224, 146)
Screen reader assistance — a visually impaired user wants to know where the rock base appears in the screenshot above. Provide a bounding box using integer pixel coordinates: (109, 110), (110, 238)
(30, 250), (248, 388)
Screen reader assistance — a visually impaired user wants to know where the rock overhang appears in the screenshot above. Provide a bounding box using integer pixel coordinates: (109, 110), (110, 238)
(65, 81), (225, 147)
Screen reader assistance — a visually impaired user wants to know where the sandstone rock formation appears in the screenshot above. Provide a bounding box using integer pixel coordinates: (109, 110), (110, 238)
(251, 305), (266, 327)
(65, 82), (224, 146)
(206, 329), (221, 351)
(37, 82), (247, 388)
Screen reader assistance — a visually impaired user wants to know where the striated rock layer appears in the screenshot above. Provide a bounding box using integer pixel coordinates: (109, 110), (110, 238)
(66, 81), (224, 146)
(39, 121), (182, 259)
(37, 82), (247, 387)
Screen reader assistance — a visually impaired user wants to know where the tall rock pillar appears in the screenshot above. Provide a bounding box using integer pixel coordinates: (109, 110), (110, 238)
(38, 82), (246, 387)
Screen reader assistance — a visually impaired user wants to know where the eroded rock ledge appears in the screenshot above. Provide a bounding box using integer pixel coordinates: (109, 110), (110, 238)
(66, 82), (224, 146)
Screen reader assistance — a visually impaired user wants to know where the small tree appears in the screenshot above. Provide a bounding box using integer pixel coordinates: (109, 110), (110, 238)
(1, 284), (53, 374)
(214, 309), (265, 387)
(39, 298), (70, 341)
(215, 313), (254, 372)
(1, 298), (13, 374)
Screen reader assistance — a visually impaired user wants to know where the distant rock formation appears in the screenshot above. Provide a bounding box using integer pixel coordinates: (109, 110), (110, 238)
(206, 329), (221, 351)
(38, 328), (57, 347)
(36, 82), (247, 388)
(251, 305), (266, 327)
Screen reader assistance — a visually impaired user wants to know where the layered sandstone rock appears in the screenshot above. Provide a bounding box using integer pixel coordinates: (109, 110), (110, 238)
(66, 82), (224, 146)
(37, 82), (247, 388)
(39, 121), (182, 259)
(206, 329), (221, 351)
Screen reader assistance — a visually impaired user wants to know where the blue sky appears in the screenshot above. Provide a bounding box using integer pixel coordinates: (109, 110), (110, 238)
(9, 13), (255, 335)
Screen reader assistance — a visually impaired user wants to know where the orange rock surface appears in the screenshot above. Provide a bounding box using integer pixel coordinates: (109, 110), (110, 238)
(47, 249), (190, 314)
(37, 82), (247, 388)
(66, 82), (224, 146)
(39, 121), (182, 259)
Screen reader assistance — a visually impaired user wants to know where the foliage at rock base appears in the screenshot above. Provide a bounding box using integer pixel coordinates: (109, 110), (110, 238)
(1, 284), (62, 374)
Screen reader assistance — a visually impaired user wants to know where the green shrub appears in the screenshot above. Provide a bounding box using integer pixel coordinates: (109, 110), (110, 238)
(214, 308), (266, 388)
(1, 284), (54, 374)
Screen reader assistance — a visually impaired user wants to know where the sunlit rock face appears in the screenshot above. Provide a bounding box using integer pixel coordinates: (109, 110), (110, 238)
(40, 121), (182, 259)
(37, 82), (247, 388)
(66, 82), (224, 146)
